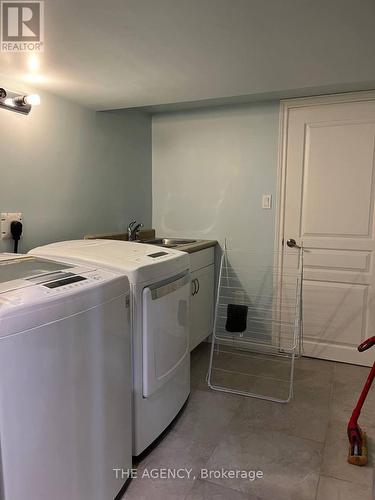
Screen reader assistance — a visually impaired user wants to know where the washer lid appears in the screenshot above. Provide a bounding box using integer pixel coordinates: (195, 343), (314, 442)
(0, 255), (74, 292)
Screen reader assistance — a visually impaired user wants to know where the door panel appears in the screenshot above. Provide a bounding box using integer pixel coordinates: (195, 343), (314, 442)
(302, 122), (375, 237)
(190, 265), (215, 351)
(281, 95), (375, 365)
(142, 274), (190, 397)
(303, 249), (371, 272)
(303, 281), (368, 344)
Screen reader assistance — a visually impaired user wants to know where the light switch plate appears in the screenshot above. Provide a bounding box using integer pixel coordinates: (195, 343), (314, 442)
(1, 213), (23, 240)
(262, 194), (272, 209)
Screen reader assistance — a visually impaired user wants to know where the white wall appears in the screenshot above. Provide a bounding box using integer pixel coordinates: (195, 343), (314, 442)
(17, 0), (374, 109)
(152, 102), (280, 251)
(0, 91), (152, 253)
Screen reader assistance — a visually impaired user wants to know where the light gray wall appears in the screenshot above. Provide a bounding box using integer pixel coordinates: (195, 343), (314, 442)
(152, 102), (280, 251)
(0, 91), (152, 253)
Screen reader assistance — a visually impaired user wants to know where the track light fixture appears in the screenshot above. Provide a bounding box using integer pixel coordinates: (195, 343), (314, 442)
(0, 88), (41, 115)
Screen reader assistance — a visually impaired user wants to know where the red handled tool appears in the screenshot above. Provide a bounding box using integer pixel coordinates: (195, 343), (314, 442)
(347, 336), (375, 466)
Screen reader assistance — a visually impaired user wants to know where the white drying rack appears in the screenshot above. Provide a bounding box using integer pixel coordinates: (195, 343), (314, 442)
(207, 244), (303, 403)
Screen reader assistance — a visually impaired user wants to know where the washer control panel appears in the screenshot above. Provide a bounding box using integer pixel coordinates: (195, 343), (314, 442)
(0, 267), (122, 305)
(43, 274), (86, 288)
(40, 269), (114, 295)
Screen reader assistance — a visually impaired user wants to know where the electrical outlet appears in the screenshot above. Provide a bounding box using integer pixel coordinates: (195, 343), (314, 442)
(1, 213), (23, 240)
(262, 194), (272, 209)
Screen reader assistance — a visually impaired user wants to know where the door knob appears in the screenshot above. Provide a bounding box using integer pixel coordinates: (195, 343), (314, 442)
(286, 238), (302, 249)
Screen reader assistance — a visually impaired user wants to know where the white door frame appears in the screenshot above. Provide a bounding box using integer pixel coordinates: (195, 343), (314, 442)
(274, 90), (375, 256)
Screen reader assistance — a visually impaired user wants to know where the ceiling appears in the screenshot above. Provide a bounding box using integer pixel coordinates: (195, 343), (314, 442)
(1, 0), (375, 111)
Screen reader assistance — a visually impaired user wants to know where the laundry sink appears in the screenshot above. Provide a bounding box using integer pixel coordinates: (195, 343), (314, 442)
(162, 238), (197, 245)
(139, 238), (197, 248)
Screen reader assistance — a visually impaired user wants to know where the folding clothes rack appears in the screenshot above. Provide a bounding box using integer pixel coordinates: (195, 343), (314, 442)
(207, 244), (303, 403)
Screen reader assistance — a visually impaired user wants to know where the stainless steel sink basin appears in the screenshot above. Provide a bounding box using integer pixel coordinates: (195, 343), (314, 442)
(162, 238), (197, 245)
(138, 238), (197, 247)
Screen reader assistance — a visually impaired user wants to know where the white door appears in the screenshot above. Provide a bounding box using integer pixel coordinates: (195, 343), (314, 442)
(279, 93), (375, 366)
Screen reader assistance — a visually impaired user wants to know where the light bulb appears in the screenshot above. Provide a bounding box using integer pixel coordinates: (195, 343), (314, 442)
(24, 94), (40, 106)
(27, 55), (39, 72)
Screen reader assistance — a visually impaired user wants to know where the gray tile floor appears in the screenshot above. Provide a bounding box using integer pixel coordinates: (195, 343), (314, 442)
(123, 343), (375, 500)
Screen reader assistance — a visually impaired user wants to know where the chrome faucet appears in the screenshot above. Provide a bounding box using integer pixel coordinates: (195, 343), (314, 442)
(127, 220), (143, 241)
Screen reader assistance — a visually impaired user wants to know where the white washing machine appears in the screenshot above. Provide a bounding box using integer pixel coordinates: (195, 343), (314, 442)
(0, 254), (132, 500)
(30, 240), (191, 455)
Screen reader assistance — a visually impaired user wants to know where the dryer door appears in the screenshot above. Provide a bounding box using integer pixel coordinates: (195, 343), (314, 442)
(142, 273), (190, 397)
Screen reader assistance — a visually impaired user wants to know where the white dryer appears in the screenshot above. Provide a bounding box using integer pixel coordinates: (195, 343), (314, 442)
(30, 240), (191, 455)
(0, 254), (132, 500)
